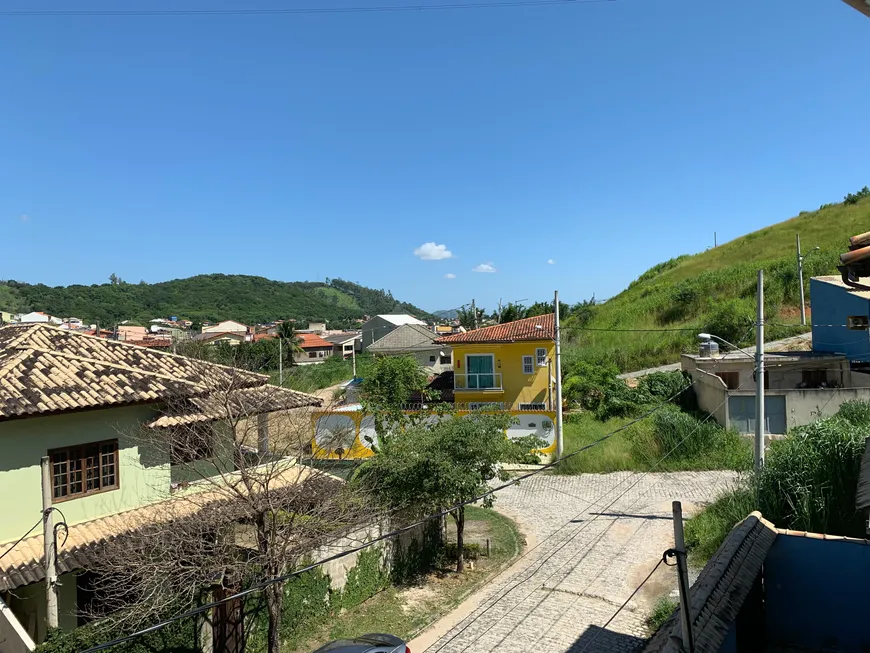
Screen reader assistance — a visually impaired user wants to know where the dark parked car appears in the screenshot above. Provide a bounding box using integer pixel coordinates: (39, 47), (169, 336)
(312, 633), (410, 653)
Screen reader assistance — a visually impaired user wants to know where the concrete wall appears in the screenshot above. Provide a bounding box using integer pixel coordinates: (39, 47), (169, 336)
(811, 278), (870, 361)
(683, 353), (850, 392)
(765, 534), (870, 651)
(692, 367), (729, 426)
(0, 405), (168, 542)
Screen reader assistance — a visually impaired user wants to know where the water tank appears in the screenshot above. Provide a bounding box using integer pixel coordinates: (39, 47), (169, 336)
(699, 339), (720, 358)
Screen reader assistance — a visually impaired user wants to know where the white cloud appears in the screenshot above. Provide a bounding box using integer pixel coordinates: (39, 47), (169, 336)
(547, 259), (555, 265)
(472, 262), (497, 274)
(414, 242), (453, 261)
(444, 273), (456, 279)
(18, 214), (30, 223)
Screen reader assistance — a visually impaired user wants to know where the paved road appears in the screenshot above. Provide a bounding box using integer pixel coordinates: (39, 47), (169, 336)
(412, 471), (736, 653)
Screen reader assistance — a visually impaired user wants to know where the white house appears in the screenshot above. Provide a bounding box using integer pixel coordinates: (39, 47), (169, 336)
(361, 314), (426, 350)
(367, 324), (452, 374)
(17, 312), (62, 324)
(201, 320), (248, 335)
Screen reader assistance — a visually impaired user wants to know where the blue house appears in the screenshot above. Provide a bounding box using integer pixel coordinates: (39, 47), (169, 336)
(810, 275), (870, 361)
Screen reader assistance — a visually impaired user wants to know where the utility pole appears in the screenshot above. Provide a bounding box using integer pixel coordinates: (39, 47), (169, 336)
(497, 298), (503, 323)
(714, 231), (717, 248)
(352, 339), (357, 378)
(40, 456), (58, 629)
(554, 290), (564, 461)
(471, 299), (478, 330)
(756, 270), (765, 472)
(672, 501), (695, 653)
(278, 337), (284, 386)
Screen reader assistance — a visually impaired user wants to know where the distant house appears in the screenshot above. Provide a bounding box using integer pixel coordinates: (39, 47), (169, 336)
(201, 320), (248, 335)
(324, 332), (362, 359)
(0, 311), (13, 324)
(435, 314), (555, 411)
(116, 325), (148, 341)
(682, 348), (870, 435)
(299, 321), (327, 335)
(368, 324), (452, 374)
(361, 314), (426, 350)
(17, 311), (62, 324)
(0, 323), (321, 647)
(194, 331), (248, 346)
(295, 333), (335, 364)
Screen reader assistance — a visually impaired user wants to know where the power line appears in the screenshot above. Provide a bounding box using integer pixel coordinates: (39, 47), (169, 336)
(81, 378), (698, 653)
(0, 517), (43, 561)
(0, 0), (615, 17)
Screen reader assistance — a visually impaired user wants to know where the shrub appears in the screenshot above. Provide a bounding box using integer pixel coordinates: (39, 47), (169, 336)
(844, 186), (870, 205)
(645, 596), (679, 634)
(442, 542), (482, 562)
(643, 407), (751, 470)
(703, 298), (755, 346)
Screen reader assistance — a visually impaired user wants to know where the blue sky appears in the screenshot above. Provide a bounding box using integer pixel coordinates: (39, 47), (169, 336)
(1, 0), (868, 314)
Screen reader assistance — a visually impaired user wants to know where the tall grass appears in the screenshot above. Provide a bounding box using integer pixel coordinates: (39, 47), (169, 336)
(556, 408), (751, 475)
(685, 400), (870, 563)
(277, 354), (375, 393)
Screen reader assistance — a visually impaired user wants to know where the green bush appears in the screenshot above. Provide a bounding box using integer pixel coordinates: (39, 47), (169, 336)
(684, 485), (756, 563)
(36, 619), (198, 653)
(645, 596), (678, 634)
(442, 542), (482, 562)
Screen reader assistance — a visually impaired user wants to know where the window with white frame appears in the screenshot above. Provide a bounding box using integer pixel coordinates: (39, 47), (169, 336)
(519, 402), (547, 411)
(522, 355), (534, 374)
(536, 348), (548, 367)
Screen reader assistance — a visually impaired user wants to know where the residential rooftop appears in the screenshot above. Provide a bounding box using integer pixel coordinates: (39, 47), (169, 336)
(435, 313), (554, 344)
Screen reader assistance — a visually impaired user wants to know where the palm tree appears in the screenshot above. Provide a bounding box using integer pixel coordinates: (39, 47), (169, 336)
(275, 322), (303, 381)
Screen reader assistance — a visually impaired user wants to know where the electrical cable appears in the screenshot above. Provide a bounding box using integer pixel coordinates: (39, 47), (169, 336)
(0, 0), (615, 17)
(80, 379), (699, 653)
(0, 518), (43, 561)
(576, 557), (666, 652)
(429, 366), (752, 652)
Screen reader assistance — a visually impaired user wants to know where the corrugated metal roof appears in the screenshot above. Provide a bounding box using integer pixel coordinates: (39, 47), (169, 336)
(644, 511), (777, 653)
(435, 314), (554, 344)
(0, 324), (265, 421)
(367, 324), (441, 353)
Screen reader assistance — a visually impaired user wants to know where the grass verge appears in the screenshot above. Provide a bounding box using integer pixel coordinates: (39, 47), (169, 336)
(555, 410), (751, 475)
(645, 596), (678, 635)
(283, 506), (523, 653)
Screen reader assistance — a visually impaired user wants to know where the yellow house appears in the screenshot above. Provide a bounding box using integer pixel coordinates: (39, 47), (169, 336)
(435, 313), (555, 411)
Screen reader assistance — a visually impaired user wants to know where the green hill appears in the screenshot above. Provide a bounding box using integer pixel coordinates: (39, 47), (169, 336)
(0, 275), (434, 327)
(563, 190), (870, 373)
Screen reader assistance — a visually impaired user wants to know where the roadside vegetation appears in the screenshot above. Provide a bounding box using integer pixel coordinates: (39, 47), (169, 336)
(281, 506), (523, 653)
(685, 400), (870, 564)
(556, 369), (751, 475)
(561, 191), (870, 374)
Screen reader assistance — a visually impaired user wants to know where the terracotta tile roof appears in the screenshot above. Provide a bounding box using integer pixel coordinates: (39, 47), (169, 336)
(0, 462), (317, 591)
(435, 314), (555, 344)
(253, 333), (276, 342)
(146, 385), (322, 428)
(0, 323), (265, 421)
(125, 338), (173, 349)
(298, 333), (334, 349)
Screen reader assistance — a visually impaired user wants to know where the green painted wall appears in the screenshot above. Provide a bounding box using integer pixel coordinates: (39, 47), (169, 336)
(4, 572), (78, 644)
(0, 405), (169, 542)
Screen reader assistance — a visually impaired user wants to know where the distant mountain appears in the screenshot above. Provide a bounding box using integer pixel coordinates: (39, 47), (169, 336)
(0, 275), (434, 327)
(433, 308), (459, 320)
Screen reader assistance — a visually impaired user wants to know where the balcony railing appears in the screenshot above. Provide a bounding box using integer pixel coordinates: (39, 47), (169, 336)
(454, 372), (503, 391)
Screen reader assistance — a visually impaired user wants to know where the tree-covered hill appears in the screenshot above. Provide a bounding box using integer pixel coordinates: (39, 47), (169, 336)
(0, 275), (434, 326)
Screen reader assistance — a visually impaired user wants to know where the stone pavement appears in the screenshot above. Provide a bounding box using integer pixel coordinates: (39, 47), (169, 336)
(411, 471), (736, 653)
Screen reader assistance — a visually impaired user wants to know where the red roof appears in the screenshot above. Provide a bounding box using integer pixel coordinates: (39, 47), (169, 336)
(253, 333), (276, 342)
(127, 339), (173, 349)
(435, 313), (555, 344)
(298, 333), (334, 349)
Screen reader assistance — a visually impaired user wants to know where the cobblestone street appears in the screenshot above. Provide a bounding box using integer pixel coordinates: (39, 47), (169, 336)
(411, 471), (736, 653)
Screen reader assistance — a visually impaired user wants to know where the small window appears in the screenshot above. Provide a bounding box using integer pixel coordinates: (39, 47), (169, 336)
(716, 371), (740, 390)
(440, 355), (451, 364)
(519, 402), (547, 410)
(535, 348), (548, 367)
(522, 355), (534, 374)
(848, 316), (869, 330)
(429, 355), (437, 362)
(308, 351), (318, 359)
(50, 440), (119, 501)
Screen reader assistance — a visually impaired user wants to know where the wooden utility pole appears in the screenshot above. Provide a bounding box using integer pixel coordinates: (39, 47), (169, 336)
(672, 501), (695, 653)
(41, 456), (58, 629)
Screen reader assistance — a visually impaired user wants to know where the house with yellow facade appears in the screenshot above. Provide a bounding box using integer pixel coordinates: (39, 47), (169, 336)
(434, 313), (555, 411)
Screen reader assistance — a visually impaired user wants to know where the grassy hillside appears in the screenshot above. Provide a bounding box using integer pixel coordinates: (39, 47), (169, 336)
(0, 275), (434, 326)
(563, 192), (870, 373)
